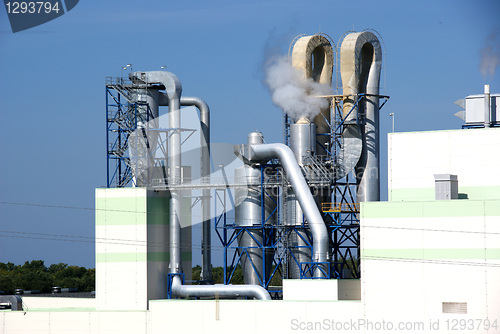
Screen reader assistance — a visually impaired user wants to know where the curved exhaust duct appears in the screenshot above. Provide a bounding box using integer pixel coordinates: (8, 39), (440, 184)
(340, 31), (382, 201)
(179, 97), (212, 283)
(244, 139), (330, 278)
(159, 93), (213, 282)
(291, 34), (333, 155)
(171, 278), (271, 300)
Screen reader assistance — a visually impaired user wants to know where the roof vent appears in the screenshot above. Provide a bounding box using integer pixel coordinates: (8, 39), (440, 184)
(442, 302), (467, 314)
(434, 174), (458, 200)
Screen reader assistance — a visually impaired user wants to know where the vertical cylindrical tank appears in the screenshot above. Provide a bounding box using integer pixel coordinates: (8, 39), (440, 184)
(289, 122), (316, 165)
(234, 132), (276, 285)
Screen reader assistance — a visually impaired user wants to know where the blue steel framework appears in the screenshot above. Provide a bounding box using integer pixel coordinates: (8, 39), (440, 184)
(217, 93), (389, 291)
(214, 167), (281, 288)
(105, 78), (154, 188)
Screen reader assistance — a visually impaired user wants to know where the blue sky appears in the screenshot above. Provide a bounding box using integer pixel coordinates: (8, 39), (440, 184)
(0, 0), (499, 269)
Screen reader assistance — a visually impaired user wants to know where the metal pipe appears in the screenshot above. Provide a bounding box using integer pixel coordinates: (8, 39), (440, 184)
(180, 97), (212, 283)
(150, 73), (269, 299)
(159, 94), (213, 281)
(171, 275), (271, 300)
(167, 87), (182, 276)
(485, 84), (491, 128)
(129, 71), (184, 275)
(340, 31), (382, 202)
(0, 295), (23, 311)
(287, 123), (315, 278)
(250, 143), (329, 278)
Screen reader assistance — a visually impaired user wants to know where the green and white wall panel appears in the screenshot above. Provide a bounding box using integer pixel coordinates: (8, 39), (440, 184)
(95, 188), (191, 311)
(360, 199), (500, 319)
(388, 128), (500, 201)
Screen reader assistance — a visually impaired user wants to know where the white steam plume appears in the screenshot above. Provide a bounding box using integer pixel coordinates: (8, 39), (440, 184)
(264, 55), (332, 121)
(480, 32), (500, 79)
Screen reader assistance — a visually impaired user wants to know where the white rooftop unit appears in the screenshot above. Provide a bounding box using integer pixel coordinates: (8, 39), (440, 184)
(458, 85), (499, 127)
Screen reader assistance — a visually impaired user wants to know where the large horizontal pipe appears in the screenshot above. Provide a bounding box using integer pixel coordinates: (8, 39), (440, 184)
(171, 276), (271, 300)
(250, 143), (329, 278)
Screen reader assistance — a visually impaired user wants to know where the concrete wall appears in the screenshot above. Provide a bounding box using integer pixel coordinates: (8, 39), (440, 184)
(388, 128), (500, 201)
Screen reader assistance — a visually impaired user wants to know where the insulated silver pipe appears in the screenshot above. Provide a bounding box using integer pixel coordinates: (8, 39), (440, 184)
(250, 143), (329, 278)
(137, 71), (269, 299)
(180, 97), (212, 283)
(484, 84), (491, 128)
(287, 123), (315, 278)
(159, 94), (213, 281)
(168, 92), (182, 275)
(129, 71), (184, 274)
(171, 276), (271, 300)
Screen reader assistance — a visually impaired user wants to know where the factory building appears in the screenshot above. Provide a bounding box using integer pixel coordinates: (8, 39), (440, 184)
(2, 31), (499, 333)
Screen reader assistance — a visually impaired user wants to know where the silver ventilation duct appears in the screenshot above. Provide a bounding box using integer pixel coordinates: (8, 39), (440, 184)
(158, 94), (213, 282)
(147, 73), (270, 300)
(286, 123), (316, 278)
(171, 279), (271, 300)
(235, 139), (330, 278)
(180, 97), (212, 283)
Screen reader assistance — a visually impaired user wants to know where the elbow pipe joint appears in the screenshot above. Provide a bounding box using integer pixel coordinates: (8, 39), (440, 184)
(171, 276), (271, 300)
(249, 143), (330, 277)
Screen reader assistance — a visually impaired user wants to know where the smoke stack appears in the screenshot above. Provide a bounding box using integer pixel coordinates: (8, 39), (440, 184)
(484, 84), (491, 128)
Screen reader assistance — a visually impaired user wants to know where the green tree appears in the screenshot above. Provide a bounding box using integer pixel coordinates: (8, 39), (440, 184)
(0, 261), (96, 293)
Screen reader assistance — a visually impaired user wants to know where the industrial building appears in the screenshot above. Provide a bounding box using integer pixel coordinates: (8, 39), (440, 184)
(2, 31), (499, 333)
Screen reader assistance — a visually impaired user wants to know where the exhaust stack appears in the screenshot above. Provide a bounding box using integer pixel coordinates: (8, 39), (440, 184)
(485, 84), (491, 128)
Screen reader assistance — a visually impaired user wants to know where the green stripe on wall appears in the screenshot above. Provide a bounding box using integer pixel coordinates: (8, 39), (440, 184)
(96, 252), (192, 263)
(389, 186), (500, 202)
(389, 188), (434, 202)
(96, 197), (147, 226)
(362, 248), (500, 260)
(96, 194), (172, 226)
(361, 199), (500, 219)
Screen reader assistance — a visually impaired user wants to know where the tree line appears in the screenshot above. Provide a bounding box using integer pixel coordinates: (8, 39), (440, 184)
(0, 260), (95, 294)
(0, 261), (284, 295)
